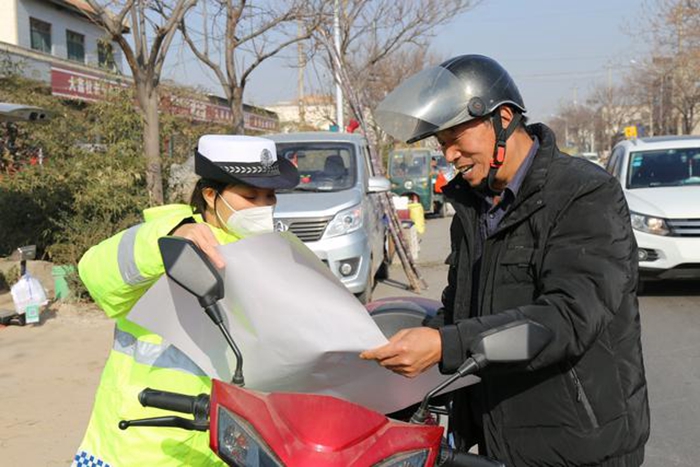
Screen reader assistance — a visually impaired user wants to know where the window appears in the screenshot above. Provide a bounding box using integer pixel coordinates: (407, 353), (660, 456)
(98, 41), (116, 71)
(276, 143), (357, 192)
(66, 30), (85, 63)
(627, 149), (700, 189)
(30, 18), (51, 54)
(606, 147), (624, 179)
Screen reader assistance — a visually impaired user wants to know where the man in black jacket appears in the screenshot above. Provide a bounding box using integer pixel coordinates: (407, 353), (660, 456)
(361, 55), (650, 466)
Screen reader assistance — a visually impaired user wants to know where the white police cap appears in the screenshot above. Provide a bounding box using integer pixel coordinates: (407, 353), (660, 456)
(195, 135), (299, 189)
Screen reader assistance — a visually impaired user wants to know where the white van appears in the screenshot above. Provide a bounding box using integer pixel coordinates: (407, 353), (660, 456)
(269, 132), (392, 303)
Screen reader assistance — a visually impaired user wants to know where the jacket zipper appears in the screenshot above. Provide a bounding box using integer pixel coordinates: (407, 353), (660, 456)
(569, 368), (600, 429)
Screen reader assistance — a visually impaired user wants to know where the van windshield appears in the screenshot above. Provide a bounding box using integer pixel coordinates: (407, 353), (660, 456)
(276, 143), (357, 193)
(627, 148), (700, 188)
(389, 150), (430, 179)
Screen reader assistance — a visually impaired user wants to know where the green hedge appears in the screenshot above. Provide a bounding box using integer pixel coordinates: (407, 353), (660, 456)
(1, 75), (228, 301)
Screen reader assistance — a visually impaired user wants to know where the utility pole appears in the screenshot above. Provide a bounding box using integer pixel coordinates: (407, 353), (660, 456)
(297, 20), (306, 125)
(333, 0), (344, 131)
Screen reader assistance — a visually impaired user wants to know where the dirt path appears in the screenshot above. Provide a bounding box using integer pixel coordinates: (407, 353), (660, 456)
(0, 302), (113, 466)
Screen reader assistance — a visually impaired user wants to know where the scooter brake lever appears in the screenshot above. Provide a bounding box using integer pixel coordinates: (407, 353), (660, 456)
(119, 415), (208, 432)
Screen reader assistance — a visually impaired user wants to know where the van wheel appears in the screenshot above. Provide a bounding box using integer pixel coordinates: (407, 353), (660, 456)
(356, 261), (374, 304)
(376, 234), (394, 282)
(376, 245), (391, 281)
(375, 261), (389, 281)
(356, 287), (372, 304)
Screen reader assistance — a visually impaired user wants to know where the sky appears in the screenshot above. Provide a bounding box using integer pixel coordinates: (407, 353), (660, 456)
(162, 0), (651, 124)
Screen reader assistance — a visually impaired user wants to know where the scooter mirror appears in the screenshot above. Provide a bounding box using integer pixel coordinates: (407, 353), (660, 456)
(158, 237), (223, 308)
(411, 320), (552, 425)
(469, 320), (552, 363)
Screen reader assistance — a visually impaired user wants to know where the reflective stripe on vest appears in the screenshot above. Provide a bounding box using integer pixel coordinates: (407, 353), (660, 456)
(113, 327), (206, 377)
(117, 224), (147, 286)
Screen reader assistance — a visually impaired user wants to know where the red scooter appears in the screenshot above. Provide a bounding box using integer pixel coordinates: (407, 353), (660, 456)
(119, 237), (552, 467)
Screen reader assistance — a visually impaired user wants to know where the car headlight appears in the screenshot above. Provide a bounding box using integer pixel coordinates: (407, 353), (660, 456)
(374, 449), (430, 466)
(630, 211), (670, 236)
(404, 180), (414, 189)
(217, 407), (283, 467)
(324, 205), (363, 238)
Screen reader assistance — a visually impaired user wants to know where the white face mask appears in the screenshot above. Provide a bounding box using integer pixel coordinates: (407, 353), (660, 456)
(216, 194), (274, 238)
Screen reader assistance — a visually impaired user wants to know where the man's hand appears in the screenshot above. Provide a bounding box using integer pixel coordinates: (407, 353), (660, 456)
(171, 223), (225, 269)
(360, 327), (442, 378)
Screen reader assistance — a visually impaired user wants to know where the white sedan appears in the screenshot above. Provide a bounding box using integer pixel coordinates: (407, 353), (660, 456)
(606, 136), (700, 289)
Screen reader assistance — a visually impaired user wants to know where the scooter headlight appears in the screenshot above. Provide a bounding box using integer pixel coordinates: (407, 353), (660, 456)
(324, 204), (363, 238)
(373, 449), (430, 467)
(217, 406), (283, 467)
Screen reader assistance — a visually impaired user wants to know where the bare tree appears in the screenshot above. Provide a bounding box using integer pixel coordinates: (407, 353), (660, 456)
(176, 0), (324, 134)
(85, 0), (196, 205)
(665, 53), (700, 134)
(587, 82), (644, 150)
(635, 0), (700, 134)
(311, 45), (443, 144)
(315, 0), (478, 166)
(312, 0), (479, 292)
(548, 102), (595, 153)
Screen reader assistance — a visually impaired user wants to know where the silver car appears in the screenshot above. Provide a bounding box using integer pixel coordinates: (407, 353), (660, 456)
(268, 132), (391, 303)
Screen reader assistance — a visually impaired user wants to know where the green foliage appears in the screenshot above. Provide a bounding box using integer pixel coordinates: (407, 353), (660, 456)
(0, 75), (231, 304)
(65, 267), (91, 302)
(4, 264), (20, 286)
(0, 78), (147, 266)
(1, 76), (86, 173)
(0, 270), (8, 292)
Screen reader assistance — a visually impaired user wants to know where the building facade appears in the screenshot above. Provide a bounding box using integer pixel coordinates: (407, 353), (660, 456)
(0, 0), (278, 133)
(0, 0), (124, 77)
(265, 95), (336, 132)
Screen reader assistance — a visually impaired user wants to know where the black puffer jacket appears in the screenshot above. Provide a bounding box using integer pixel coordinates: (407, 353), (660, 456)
(435, 124), (650, 466)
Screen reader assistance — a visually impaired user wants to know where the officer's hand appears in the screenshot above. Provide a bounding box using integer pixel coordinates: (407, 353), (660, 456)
(171, 223), (225, 269)
(360, 327), (442, 378)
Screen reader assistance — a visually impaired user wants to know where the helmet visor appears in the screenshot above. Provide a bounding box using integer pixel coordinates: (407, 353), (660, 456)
(375, 66), (474, 143)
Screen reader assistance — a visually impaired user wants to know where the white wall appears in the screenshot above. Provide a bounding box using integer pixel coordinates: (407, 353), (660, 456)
(0, 0), (19, 45)
(15, 0), (122, 72)
(266, 102), (335, 131)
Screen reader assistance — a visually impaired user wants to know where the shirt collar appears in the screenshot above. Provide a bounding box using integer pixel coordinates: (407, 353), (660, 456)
(474, 135), (539, 207)
(505, 136), (539, 198)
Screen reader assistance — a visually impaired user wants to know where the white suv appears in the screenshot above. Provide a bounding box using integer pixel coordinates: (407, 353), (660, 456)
(607, 136), (700, 288)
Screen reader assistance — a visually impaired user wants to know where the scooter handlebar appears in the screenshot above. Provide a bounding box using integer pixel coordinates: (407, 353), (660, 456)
(139, 388), (200, 415)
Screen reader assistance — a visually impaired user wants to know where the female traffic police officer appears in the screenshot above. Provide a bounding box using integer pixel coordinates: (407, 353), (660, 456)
(72, 135), (299, 467)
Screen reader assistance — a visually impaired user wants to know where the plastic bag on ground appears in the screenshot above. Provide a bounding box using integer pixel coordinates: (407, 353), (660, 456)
(11, 273), (48, 314)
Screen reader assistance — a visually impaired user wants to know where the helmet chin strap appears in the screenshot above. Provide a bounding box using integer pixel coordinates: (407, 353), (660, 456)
(474, 109), (523, 197)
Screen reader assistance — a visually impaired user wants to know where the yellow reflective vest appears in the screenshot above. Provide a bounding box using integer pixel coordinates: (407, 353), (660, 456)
(72, 204), (239, 467)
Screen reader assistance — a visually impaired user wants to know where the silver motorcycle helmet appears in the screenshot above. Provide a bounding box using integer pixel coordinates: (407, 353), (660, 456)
(375, 55), (526, 144)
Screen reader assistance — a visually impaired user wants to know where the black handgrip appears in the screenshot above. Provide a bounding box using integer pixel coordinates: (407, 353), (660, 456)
(438, 446), (506, 467)
(139, 388), (198, 415)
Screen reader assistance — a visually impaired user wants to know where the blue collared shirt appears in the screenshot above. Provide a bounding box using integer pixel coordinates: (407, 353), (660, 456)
(479, 136), (539, 239)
